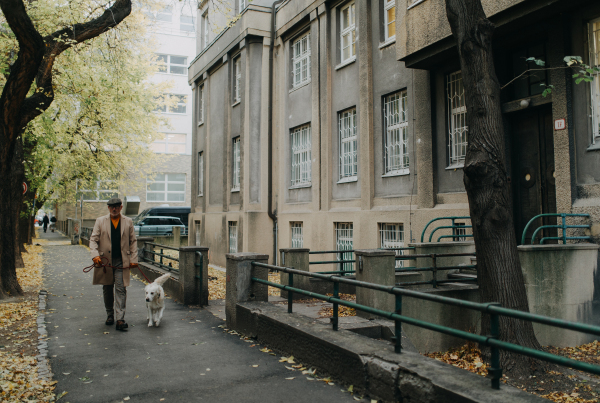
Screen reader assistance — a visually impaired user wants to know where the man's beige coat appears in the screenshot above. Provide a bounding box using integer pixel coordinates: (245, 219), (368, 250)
(89, 214), (138, 286)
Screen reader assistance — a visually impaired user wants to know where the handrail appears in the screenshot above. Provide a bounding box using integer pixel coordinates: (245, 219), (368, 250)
(521, 213), (591, 245)
(145, 242), (180, 251)
(421, 216), (472, 242)
(251, 261), (600, 390)
(141, 242), (180, 272)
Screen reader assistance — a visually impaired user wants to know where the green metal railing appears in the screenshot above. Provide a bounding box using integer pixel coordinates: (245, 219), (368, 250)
(250, 262), (600, 390)
(309, 249), (355, 275)
(421, 216), (473, 242)
(521, 213), (591, 245)
(394, 252), (477, 287)
(142, 242), (180, 272)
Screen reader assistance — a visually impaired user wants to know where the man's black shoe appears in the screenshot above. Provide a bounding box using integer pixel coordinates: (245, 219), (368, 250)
(116, 320), (128, 331)
(105, 315), (114, 326)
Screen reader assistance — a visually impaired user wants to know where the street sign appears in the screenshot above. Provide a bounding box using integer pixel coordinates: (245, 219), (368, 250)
(22, 182), (27, 195)
(554, 118), (566, 131)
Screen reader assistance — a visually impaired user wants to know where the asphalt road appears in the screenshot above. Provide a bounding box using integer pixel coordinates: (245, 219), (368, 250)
(41, 233), (360, 403)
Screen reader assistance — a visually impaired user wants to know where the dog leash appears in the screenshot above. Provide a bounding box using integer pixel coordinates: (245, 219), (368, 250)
(83, 256), (152, 283)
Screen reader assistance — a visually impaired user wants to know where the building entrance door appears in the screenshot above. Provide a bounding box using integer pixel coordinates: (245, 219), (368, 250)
(510, 105), (557, 245)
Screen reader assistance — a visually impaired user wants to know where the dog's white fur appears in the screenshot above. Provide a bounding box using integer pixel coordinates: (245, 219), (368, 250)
(145, 273), (170, 327)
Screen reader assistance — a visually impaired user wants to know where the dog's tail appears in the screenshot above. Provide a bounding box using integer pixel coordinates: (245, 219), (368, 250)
(154, 273), (171, 286)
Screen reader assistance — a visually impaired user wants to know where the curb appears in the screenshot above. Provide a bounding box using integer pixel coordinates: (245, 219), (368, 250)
(36, 290), (52, 381)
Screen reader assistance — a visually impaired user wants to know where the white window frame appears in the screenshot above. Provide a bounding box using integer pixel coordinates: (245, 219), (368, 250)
(195, 221), (201, 246)
(340, 2), (356, 63)
(447, 71), (468, 166)
(198, 84), (204, 125)
(152, 133), (187, 154)
(335, 222), (354, 273)
(292, 32), (311, 88)
(81, 180), (118, 202)
(180, 14), (194, 33)
(158, 94), (187, 114)
(291, 222), (303, 248)
(383, 0), (396, 42)
(233, 56), (241, 104)
(338, 108), (358, 181)
(232, 137), (241, 191)
(383, 91), (409, 175)
(380, 223), (404, 268)
(589, 18), (600, 145)
(290, 125), (312, 187)
(202, 12), (209, 49)
(239, 0), (246, 13)
(198, 151), (204, 196)
(146, 173), (186, 203)
(156, 54), (188, 75)
(229, 221), (238, 253)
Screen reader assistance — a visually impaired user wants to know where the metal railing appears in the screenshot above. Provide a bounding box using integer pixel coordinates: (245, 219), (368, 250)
(521, 213), (591, 245)
(141, 242), (180, 272)
(137, 226), (188, 237)
(421, 216), (473, 242)
(250, 262), (600, 390)
(309, 249), (355, 275)
(395, 252), (477, 287)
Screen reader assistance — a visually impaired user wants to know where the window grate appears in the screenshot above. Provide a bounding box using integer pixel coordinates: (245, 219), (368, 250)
(291, 222), (303, 248)
(340, 2), (356, 62)
(291, 125), (312, 186)
(233, 56), (241, 103)
(590, 19), (600, 144)
(229, 222), (238, 253)
(384, 91), (409, 174)
(335, 223), (354, 273)
(339, 109), (358, 180)
(293, 33), (311, 87)
(384, 0), (396, 41)
(232, 137), (241, 191)
(447, 71), (468, 165)
(380, 223), (404, 269)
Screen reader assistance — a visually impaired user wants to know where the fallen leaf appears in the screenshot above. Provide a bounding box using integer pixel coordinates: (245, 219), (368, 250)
(252, 365), (259, 368)
(285, 377), (295, 380)
(124, 397), (130, 401)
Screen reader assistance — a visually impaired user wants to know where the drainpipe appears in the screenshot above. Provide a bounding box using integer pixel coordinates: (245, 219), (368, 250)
(268, 0), (283, 265)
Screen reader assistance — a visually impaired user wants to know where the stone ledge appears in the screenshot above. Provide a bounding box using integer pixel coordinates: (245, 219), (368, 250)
(518, 243), (599, 251)
(235, 301), (544, 403)
(226, 252), (269, 261)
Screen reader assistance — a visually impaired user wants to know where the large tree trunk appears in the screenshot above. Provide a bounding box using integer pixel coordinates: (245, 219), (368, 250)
(13, 137), (25, 269)
(445, 0), (542, 377)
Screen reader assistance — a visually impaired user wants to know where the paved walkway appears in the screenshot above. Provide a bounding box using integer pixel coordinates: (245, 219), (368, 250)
(39, 231), (358, 403)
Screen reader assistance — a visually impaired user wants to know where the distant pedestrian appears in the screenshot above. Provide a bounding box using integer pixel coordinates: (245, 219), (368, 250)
(50, 216), (57, 232)
(89, 198), (138, 331)
(42, 214), (49, 233)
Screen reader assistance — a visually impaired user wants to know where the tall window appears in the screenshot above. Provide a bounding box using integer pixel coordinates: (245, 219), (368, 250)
(202, 12), (209, 49)
(198, 151), (204, 196)
(380, 223), (404, 269)
(292, 33), (311, 87)
(233, 56), (241, 104)
(81, 181), (118, 202)
(151, 133), (186, 154)
(239, 0), (246, 12)
(198, 84), (204, 125)
(195, 221), (201, 246)
(156, 55), (188, 75)
(229, 222), (238, 253)
(339, 108), (358, 181)
(180, 15), (194, 32)
(384, 91), (409, 175)
(447, 71), (467, 166)
(335, 223), (354, 273)
(290, 125), (311, 187)
(147, 173), (186, 202)
(340, 2), (356, 63)
(232, 137), (241, 191)
(291, 222), (303, 248)
(383, 0), (396, 41)
(590, 18), (600, 144)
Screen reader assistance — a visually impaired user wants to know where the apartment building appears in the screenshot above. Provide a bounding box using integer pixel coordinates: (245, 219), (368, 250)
(189, 0), (600, 267)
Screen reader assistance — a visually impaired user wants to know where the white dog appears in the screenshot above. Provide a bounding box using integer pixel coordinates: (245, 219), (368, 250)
(145, 273), (170, 327)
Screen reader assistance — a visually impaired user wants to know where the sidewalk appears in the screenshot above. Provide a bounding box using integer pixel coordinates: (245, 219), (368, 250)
(40, 231), (360, 402)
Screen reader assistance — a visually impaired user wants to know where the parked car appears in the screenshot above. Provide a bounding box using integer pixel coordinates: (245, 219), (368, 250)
(133, 206), (190, 234)
(134, 216), (185, 236)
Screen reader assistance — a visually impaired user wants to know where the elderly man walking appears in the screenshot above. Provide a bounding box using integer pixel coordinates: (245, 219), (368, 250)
(90, 198), (138, 331)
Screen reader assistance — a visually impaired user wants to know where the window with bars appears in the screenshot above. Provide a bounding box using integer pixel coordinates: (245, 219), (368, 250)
(180, 15), (194, 32)
(291, 222), (303, 248)
(383, 91), (409, 175)
(147, 173), (186, 202)
(232, 137), (241, 191)
(340, 2), (356, 63)
(198, 85), (204, 125)
(156, 54), (188, 75)
(81, 181), (118, 202)
(339, 108), (358, 181)
(151, 133), (186, 154)
(198, 151), (204, 196)
(380, 223), (404, 268)
(447, 71), (468, 166)
(590, 18), (600, 145)
(233, 56), (242, 104)
(335, 223), (354, 273)
(453, 222), (467, 242)
(383, 0), (396, 41)
(290, 125), (312, 187)
(195, 221), (201, 246)
(292, 33), (311, 88)
(229, 222), (238, 253)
